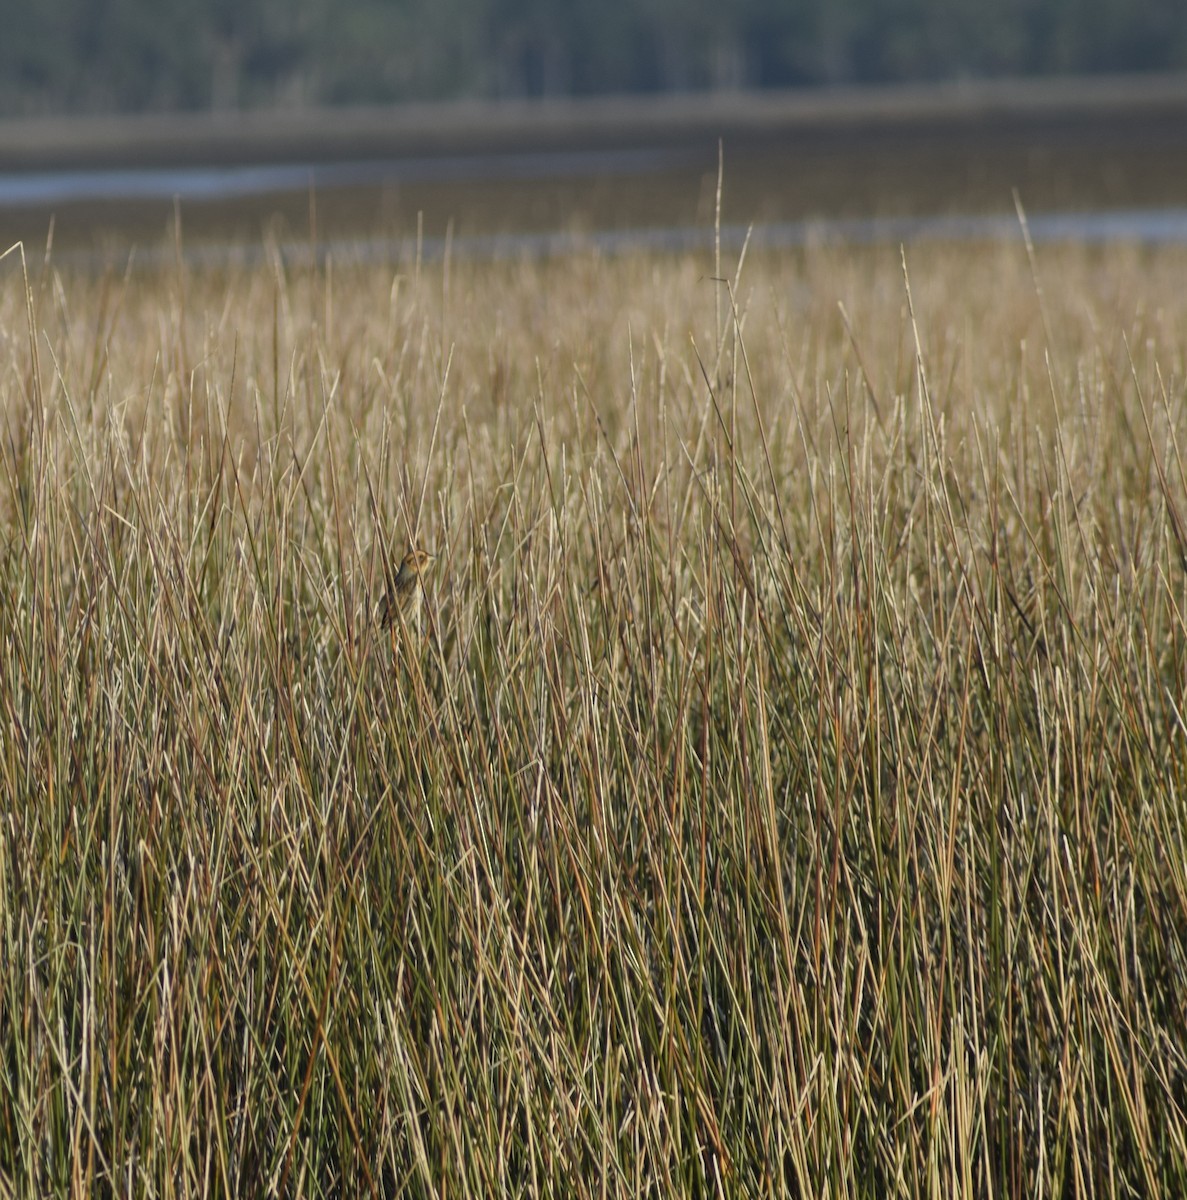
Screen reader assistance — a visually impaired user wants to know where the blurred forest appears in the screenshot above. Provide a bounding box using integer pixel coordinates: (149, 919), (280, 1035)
(3, 0), (1186, 115)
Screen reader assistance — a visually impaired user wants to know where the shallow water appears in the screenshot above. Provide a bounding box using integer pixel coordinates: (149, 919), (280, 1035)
(5, 143), (1187, 265)
(0, 148), (695, 208)
(100, 207), (1187, 273)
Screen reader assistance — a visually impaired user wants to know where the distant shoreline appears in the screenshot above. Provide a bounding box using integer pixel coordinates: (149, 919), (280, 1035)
(4, 73), (1187, 170)
(5, 72), (1187, 250)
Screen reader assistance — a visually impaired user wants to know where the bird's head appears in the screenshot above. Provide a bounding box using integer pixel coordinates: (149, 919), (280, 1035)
(402, 547), (434, 573)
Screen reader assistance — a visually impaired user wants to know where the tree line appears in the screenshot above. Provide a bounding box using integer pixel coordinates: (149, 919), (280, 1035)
(4, 0), (1186, 116)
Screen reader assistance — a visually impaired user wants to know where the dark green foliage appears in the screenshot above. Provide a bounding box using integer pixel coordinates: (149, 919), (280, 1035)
(2, 0), (1187, 115)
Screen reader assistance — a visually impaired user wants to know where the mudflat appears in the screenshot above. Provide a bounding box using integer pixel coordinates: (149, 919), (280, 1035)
(3, 73), (1187, 248)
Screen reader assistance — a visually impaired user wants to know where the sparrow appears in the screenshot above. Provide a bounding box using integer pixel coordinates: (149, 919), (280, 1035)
(378, 547), (434, 632)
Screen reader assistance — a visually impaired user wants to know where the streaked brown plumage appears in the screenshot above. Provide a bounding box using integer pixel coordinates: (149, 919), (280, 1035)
(379, 547), (434, 632)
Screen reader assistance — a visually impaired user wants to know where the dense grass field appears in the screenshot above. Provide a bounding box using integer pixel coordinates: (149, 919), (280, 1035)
(1, 226), (1185, 1196)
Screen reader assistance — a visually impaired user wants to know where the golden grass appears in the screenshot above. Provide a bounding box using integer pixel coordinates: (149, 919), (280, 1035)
(0, 230), (1185, 1195)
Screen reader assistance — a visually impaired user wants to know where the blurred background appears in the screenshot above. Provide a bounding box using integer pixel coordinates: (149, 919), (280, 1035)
(5, 0), (1187, 112)
(2, 0), (1186, 250)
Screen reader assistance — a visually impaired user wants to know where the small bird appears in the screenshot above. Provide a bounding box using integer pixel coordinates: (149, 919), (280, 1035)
(378, 547), (435, 633)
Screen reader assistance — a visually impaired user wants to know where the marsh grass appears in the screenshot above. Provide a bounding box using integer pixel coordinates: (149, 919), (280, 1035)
(0, 229), (1185, 1196)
